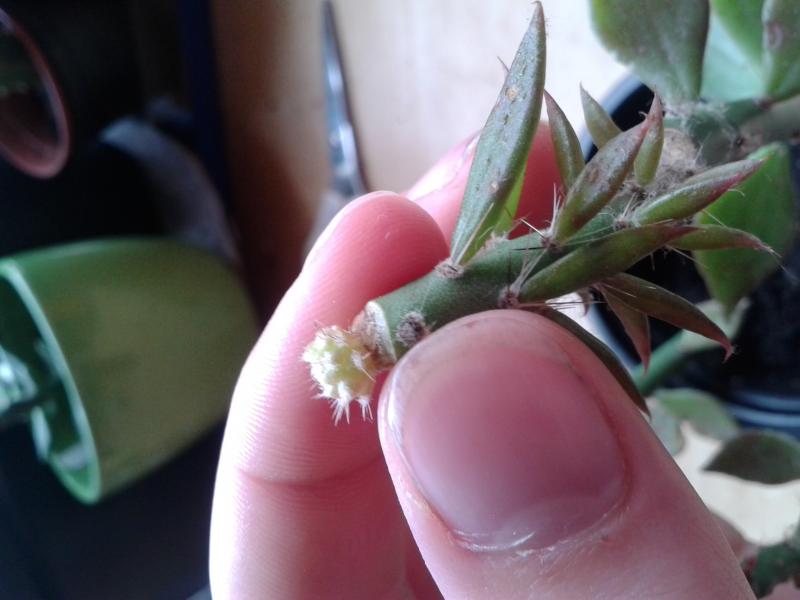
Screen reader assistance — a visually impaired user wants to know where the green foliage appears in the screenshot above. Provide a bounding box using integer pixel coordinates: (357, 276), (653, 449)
(702, 15), (765, 101)
(522, 225), (694, 302)
(551, 122), (647, 242)
(647, 389), (740, 456)
(710, 0), (764, 63)
(646, 398), (685, 454)
(309, 1), (771, 435)
(745, 520), (800, 598)
(589, 0), (709, 101)
(580, 86), (621, 148)
(673, 225), (768, 251)
(635, 158), (762, 225)
(605, 290), (651, 369)
(706, 430), (800, 484)
(599, 274), (733, 357)
(633, 97), (664, 185)
(449, 4), (545, 266)
(695, 143), (796, 312)
(763, 0), (800, 99)
(544, 91), (584, 189)
(653, 388), (739, 441)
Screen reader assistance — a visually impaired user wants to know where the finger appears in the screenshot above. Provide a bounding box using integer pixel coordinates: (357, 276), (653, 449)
(210, 192), (448, 599)
(407, 125), (561, 240)
(379, 310), (753, 599)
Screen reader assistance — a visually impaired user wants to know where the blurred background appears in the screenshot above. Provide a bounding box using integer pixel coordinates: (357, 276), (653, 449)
(0, 1), (797, 599)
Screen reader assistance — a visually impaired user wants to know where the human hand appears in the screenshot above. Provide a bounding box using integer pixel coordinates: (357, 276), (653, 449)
(209, 128), (754, 599)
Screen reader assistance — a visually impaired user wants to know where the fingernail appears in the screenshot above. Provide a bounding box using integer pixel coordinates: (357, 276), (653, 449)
(405, 131), (479, 201)
(384, 312), (627, 552)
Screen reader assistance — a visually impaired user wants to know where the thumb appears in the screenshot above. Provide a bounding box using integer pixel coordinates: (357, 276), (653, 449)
(378, 310), (753, 599)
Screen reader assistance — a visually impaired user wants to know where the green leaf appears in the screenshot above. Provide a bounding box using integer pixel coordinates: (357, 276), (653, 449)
(634, 96), (664, 186)
(710, 0), (764, 63)
(521, 224), (694, 301)
(676, 298), (749, 354)
(745, 520), (800, 598)
(449, 4), (546, 266)
(702, 14), (766, 101)
(589, 0), (710, 101)
(533, 306), (648, 414)
(706, 430), (800, 484)
(695, 143), (797, 311)
(645, 397), (685, 455)
(580, 85), (621, 148)
(673, 225), (771, 251)
(631, 299), (748, 396)
(652, 388), (739, 441)
(763, 0), (800, 100)
(635, 158), (763, 225)
(544, 91), (584, 189)
(600, 273), (733, 357)
(552, 124), (647, 242)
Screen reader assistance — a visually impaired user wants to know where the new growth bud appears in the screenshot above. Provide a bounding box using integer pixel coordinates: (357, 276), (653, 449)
(302, 326), (381, 424)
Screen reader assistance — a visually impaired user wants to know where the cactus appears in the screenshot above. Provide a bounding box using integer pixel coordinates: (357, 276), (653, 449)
(303, 2), (770, 425)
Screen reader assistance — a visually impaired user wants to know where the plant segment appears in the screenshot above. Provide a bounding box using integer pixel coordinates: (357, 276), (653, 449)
(304, 2), (768, 424)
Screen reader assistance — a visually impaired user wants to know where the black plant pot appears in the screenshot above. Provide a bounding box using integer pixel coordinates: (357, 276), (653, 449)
(587, 78), (800, 437)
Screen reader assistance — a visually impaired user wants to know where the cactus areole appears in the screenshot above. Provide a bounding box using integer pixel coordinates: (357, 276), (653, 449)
(304, 3), (771, 424)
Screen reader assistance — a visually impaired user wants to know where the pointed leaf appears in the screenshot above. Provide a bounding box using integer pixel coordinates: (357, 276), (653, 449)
(763, 0), (800, 100)
(696, 143), (797, 311)
(532, 306), (648, 414)
(580, 85), (621, 148)
(589, 0), (709, 101)
(604, 290), (651, 370)
(552, 124), (647, 242)
(522, 224), (694, 301)
(450, 5), (546, 265)
(676, 298), (749, 355)
(706, 431), (800, 484)
(634, 96), (664, 186)
(635, 158), (763, 225)
(544, 91), (583, 189)
(601, 273), (733, 357)
(672, 225), (772, 251)
(653, 388), (740, 441)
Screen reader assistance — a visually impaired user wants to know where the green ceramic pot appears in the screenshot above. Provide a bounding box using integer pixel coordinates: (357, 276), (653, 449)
(0, 238), (257, 503)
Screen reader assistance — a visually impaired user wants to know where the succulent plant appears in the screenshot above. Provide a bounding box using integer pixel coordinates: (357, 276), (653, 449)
(589, 2), (800, 596)
(590, 0), (799, 316)
(303, 3), (800, 594)
(303, 2), (768, 425)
